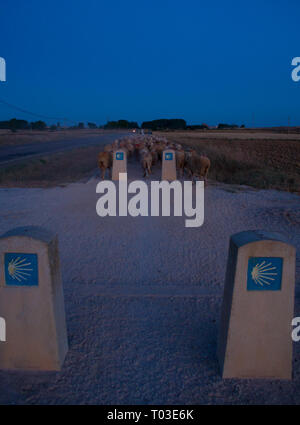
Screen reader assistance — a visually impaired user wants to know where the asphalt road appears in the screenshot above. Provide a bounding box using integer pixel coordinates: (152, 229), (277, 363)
(0, 131), (130, 168)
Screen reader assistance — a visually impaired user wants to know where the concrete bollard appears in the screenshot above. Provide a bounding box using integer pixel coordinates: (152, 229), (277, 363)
(218, 230), (296, 379)
(112, 149), (127, 180)
(161, 150), (176, 181)
(0, 226), (68, 371)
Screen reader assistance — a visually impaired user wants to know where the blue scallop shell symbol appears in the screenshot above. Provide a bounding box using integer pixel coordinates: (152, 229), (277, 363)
(247, 257), (282, 291)
(165, 153), (173, 160)
(116, 152), (124, 160)
(5, 253), (38, 286)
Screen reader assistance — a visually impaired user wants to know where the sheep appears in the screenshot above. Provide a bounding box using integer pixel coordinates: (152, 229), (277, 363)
(112, 139), (119, 150)
(140, 149), (152, 177)
(98, 151), (112, 179)
(154, 143), (164, 162)
(126, 142), (135, 157)
(137, 144), (147, 159)
(185, 150), (210, 184)
(175, 149), (185, 178)
(150, 148), (158, 166)
(100, 135), (211, 183)
(104, 144), (113, 153)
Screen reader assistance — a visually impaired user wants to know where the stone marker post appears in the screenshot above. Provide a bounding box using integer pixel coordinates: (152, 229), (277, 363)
(0, 226), (68, 371)
(112, 149), (127, 180)
(162, 150), (176, 181)
(218, 230), (296, 379)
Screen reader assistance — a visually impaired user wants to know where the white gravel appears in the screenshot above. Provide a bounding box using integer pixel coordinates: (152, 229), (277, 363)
(0, 162), (299, 404)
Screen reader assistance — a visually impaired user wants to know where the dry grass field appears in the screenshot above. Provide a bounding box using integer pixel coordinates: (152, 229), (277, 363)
(0, 129), (110, 146)
(0, 145), (101, 187)
(0, 130), (299, 192)
(155, 131), (300, 192)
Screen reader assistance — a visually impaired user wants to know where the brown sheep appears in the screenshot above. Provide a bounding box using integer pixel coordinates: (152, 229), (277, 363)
(126, 143), (135, 157)
(185, 150), (210, 184)
(112, 139), (119, 150)
(98, 151), (112, 179)
(175, 150), (185, 177)
(150, 148), (158, 166)
(155, 143), (164, 163)
(104, 144), (113, 152)
(140, 149), (152, 177)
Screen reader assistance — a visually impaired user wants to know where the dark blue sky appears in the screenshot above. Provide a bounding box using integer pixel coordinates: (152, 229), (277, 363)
(0, 0), (299, 126)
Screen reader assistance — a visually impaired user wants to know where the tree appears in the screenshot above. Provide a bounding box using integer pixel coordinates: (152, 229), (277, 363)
(141, 119), (186, 131)
(218, 123), (239, 130)
(30, 120), (47, 130)
(186, 124), (209, 130)
(88, 122), (97, 129)
(104, 120), (139, 129)
(78, 122), (85, 129)
(0, 118), (29, 131)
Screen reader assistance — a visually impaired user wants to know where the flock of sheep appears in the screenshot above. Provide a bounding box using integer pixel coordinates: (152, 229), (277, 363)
(98, 136), (211, 183)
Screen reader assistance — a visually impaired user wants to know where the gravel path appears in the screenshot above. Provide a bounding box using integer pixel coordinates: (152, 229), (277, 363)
(0, 164), (299, 404)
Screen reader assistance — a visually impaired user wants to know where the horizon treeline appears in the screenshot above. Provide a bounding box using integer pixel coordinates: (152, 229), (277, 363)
(0, 118), (48, 131)
(0, 117), (245, 131)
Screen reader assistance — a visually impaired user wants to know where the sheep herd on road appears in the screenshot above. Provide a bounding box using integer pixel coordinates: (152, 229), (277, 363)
(98, 135), (210, 183)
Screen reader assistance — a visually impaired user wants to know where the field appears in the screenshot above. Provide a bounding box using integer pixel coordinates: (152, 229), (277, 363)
(0, 129), (125, 187)
(0, 128), (107, 146)
(0, 129), (299, 192)
(0, 146), (102, 187)
(155, 131), (300, 192)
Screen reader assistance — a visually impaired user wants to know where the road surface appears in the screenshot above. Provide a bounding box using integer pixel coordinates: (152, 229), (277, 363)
(0, 169), (299, 404)
(0, 131), (130, 167)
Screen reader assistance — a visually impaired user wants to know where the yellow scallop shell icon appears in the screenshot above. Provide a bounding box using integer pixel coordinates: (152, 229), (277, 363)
(251, 261), (277, 287)
(7, 256), (33, 282)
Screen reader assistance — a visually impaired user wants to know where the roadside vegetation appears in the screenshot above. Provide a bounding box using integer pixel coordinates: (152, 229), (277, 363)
(0, 130), (299, 192)
(0, 128), (111, 147)
(156, 132), (300, 193)
(0, 145), (101, 187)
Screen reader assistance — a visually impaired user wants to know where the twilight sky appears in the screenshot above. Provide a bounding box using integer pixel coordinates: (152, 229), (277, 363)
(0, 0), (299, 126)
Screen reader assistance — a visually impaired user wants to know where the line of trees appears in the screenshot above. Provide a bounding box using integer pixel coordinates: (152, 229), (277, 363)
(104, 120), (139, 129)
(217, 123), (244, 129)
(0, 118), (47, 131)
(0, 117), (246, 132)
(141, 119), (186, 131)
(186, 124), (209, 130)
